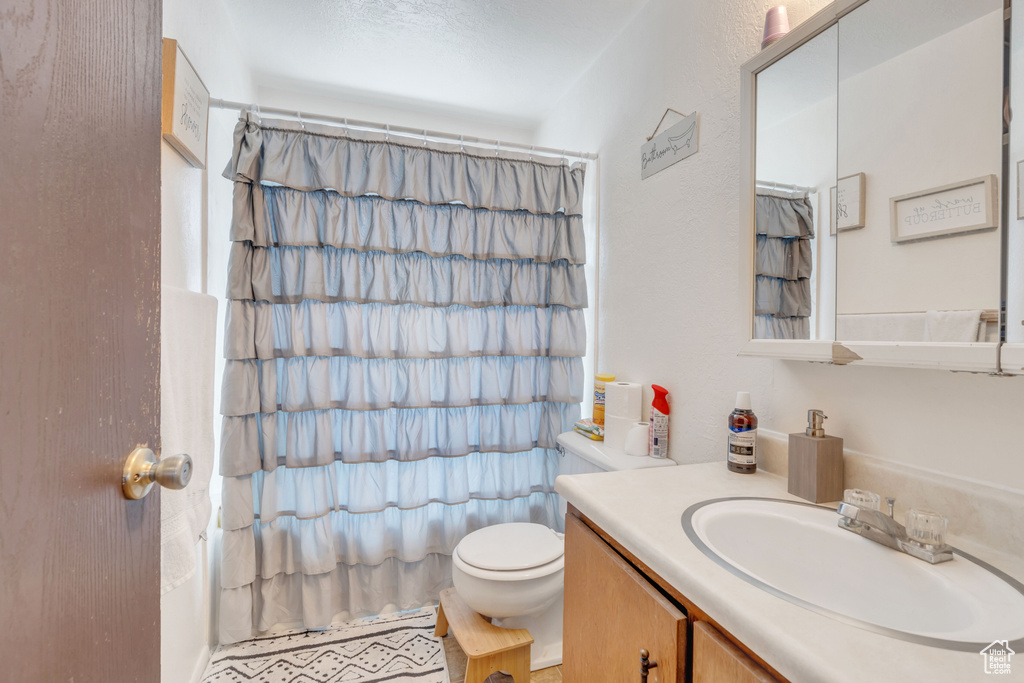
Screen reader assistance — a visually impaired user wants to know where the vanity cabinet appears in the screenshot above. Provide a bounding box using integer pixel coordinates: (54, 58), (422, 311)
(563, 513), (686, 683)
(692, 622), (776, 683)
(563, 509), (783, 683)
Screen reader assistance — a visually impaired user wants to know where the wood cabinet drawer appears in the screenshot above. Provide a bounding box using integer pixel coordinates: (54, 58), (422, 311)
(563, 514), (687, 683)
(693, 620), (778, 683)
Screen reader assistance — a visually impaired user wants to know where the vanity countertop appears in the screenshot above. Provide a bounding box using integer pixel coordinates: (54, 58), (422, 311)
(555, 462), (1023, 683)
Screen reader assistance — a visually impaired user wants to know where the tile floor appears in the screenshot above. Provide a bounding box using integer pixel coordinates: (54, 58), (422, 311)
(441, 635), (562, 683)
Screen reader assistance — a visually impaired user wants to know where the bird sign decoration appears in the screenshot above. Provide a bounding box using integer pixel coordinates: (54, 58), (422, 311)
(641, 110), (699, 179)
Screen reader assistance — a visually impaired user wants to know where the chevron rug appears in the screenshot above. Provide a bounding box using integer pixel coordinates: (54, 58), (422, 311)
(201, 608), (449, 683)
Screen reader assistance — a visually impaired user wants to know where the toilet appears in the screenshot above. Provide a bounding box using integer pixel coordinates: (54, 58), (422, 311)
(450, 430), (677, 671)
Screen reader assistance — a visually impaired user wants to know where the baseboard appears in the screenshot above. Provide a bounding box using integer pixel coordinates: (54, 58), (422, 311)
(189, 644), (211, 683)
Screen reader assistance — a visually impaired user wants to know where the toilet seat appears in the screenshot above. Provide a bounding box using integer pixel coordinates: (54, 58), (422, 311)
(457, 522), (564, 571)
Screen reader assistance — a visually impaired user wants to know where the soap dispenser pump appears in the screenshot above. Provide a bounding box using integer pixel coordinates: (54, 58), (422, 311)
(788, 409), (844, 503)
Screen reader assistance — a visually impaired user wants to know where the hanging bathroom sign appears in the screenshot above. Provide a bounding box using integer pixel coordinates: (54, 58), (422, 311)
(161, 38), (210, 169)
(640, 111), (699, 179)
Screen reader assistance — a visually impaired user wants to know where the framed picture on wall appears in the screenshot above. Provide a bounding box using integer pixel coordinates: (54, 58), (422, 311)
(890, 174), (998, 244)
(835, 173), (865, 232)
(161, 39), (210, 169)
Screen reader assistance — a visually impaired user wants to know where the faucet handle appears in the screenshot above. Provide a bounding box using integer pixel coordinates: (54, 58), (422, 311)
(843, 488), (881, 511)
(885, 497), (895, 518)
(906, 508), (948, 547)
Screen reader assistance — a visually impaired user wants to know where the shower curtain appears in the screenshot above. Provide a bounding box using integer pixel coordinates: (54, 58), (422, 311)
(754, 192), (814, 339)
(217, 112), (587, 643)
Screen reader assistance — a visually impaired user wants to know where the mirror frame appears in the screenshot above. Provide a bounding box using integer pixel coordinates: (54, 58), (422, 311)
(738, 0), (1003, 374)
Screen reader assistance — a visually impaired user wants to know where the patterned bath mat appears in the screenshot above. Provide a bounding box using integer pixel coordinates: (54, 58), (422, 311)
(201, 607), (448, 683)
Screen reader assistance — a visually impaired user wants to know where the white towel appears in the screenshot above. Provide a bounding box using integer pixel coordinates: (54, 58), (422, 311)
(160, 287), (218, 594)
(925, 310), (984, 343)
(835, 313), (927, 342)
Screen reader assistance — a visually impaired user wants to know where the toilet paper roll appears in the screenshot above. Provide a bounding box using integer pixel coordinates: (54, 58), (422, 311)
(604, 415), (636, 451)
(605, 381), (643, 421)
(625, 422), (651, 456)
(603, 381), (644, 451)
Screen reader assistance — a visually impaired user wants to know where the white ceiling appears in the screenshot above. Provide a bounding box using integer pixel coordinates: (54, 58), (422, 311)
(221, 0), (648, 129)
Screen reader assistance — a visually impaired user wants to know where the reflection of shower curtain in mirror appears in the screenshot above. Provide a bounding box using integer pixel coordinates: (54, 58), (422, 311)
(754, 193), (814, 339)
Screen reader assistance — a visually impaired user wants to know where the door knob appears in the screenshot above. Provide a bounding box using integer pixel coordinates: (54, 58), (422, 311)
(122, 447), (192, 500)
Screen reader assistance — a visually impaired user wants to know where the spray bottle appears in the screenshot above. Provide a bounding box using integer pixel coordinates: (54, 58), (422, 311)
(649, 385), (670, 458)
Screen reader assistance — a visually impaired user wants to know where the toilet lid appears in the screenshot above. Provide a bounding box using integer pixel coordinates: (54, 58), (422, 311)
(457, 523), (564, 571)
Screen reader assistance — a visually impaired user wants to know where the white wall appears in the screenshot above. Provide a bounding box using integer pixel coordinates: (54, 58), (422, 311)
(534, 0), (1024, 492)
(256, 85), (536, 147)
(162, 0), (255, 681)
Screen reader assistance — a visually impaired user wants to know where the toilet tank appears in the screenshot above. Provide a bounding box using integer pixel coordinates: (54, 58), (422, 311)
(555, 431), (676, 517)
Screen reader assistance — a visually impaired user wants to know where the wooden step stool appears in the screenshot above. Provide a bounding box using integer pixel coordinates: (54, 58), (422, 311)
(435, 587), (533, 683)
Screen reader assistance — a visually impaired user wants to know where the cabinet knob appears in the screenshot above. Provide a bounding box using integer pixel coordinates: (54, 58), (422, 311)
(640, 648), (659, 682)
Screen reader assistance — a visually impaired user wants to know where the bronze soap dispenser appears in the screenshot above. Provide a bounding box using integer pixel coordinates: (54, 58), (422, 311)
(788, 409), (844, 503)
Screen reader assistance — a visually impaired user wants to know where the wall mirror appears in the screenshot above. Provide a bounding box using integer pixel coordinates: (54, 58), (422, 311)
(753, 25), (837, 343)
(1004, 2), (1024, 373)
(740, 0), (1007, 372)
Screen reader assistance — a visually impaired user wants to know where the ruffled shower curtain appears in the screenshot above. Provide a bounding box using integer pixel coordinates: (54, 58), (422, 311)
(217, 112), (587, 644)
(754, 193), (814, 339)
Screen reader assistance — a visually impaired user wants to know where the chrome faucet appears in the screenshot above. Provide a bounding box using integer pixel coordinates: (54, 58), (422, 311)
(837, 490), (954, 564)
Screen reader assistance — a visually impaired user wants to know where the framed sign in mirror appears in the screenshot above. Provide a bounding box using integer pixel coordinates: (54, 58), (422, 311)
(830, 173), (866, 235)
(890, 175), (998, 244)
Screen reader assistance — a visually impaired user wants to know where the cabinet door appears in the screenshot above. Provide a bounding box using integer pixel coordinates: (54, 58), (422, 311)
(693, 621), (778, 683)
(563, 514), (687, 683)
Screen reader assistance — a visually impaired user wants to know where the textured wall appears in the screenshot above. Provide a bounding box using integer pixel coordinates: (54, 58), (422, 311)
(535, 0), (1024, 492)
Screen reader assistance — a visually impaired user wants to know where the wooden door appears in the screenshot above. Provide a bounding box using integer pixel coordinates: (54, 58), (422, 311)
(0, 0), (163, 680)
(563, 514), (687, 683)
(693, 621), (778, 683)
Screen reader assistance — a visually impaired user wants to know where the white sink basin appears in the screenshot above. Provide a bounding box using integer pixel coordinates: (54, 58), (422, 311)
(682, 497), (1024, 650)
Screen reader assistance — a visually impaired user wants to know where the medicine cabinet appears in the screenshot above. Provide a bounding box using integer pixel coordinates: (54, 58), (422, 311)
(739, 0), (1018, 373)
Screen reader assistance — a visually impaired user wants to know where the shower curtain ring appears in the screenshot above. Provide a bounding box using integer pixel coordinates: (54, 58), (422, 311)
(297, 111), (305, 131)
(529, 145), (534, 161)
(423, 129), (428, 147)
(495, 140), (500, 157)
(460, 135), (465, 153)
(385, 123), (390, 142)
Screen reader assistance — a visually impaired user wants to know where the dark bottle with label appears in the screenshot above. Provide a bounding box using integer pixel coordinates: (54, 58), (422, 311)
(727, 391), (758, 474)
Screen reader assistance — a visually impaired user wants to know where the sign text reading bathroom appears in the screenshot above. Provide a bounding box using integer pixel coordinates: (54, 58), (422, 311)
(641, 112), (699, 179)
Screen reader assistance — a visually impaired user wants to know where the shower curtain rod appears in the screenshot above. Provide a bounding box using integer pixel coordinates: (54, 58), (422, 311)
(209, 98), (598, 161)
(755, 179), (815, 193)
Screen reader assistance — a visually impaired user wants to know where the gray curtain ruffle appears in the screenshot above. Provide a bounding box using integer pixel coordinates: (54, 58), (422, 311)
(224, 113), (585, 216)
(220, 355), (583, 415)
(755, 235), (811, 281)
(219, 402), (577, 476)
(226, 242), (587, 308)
(232, 183), (585, 263)
(755, 194), (815, 238)
(222, 452), (559, 529)
(223, 300), (585, 362)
